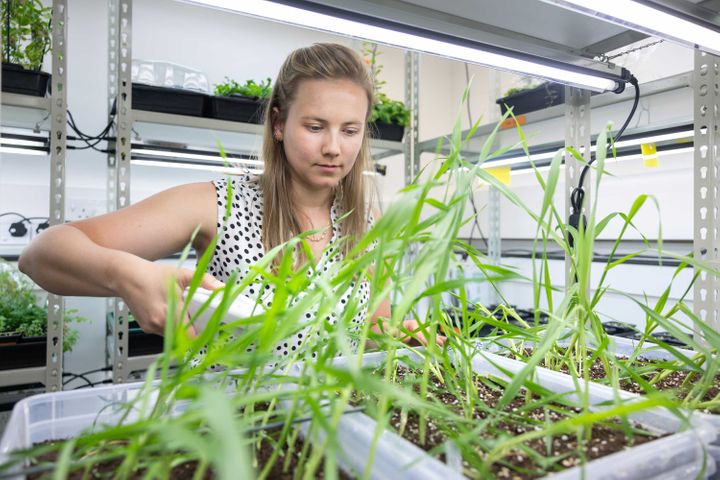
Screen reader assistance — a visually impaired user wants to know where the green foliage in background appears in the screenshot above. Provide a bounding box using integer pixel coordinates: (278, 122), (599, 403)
(0, 261), (86, 351)
(1, 0), (52, 70)
(213, 77), (272, 99)
(362, 42), (410, 127)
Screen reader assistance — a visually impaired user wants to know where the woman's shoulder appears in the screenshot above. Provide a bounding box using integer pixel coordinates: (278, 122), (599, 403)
(214, 174), (262, 202)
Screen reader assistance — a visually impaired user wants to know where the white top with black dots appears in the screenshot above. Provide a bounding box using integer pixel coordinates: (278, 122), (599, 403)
(194, 175), (371, 364)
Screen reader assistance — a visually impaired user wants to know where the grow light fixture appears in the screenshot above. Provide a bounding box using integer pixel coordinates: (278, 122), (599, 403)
(0, 133), (49, 156)
(182, 0), (629, 93)
(483, 125), (693, 169)
(542, 0), (720, 56)
(131, 159), (262, 175)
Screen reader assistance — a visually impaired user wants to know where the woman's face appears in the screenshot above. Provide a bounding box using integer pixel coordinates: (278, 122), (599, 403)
(276, 78), (368, 193)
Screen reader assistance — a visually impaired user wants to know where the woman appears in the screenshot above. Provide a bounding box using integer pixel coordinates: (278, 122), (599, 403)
(19, 43), (438, 358)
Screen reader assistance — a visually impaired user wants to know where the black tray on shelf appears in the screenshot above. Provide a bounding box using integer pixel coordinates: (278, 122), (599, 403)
(370, 120), (404, 142)
(130, 83), (209, 117)
(496, 82), (566, 116)
(127, 320), (163, 357)
(2, 62), (50, 97)
(209, 95), (266, 123)
(0, 336), (46, 371)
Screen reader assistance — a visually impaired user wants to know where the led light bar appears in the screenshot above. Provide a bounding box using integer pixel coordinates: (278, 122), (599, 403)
(131, 159), (263, 175)
(0, 146), (48, 156)
(543, 0), (720, 56)
(131, 147), (264, 166)
(182, 0), (627, 92)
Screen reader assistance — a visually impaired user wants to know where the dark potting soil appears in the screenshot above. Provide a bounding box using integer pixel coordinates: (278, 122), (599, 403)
(378, 366), (659, 480)
(27, 436), (354, 479)
(546, 355), (720, 413)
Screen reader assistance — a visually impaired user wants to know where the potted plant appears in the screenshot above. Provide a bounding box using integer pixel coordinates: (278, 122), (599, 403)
(496, 81), (566, 116)
(1, 0), (52, 97)
(209, 77), (272, 123)
(0, 260), (85, 371)
(363, 42), (410, 141)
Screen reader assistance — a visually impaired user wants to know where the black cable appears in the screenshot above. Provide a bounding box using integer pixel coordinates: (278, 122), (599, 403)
(567, 75), (640, 245)
(66, 109), (114, 153)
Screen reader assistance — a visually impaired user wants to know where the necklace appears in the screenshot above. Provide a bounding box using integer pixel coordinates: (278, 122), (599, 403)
(306, 225), (331, 243)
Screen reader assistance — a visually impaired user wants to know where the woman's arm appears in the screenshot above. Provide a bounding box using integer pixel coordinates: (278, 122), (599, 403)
(19, 182), (222, 334)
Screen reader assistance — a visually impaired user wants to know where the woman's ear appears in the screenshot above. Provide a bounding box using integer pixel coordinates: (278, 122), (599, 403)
(271, 107), (284, 142)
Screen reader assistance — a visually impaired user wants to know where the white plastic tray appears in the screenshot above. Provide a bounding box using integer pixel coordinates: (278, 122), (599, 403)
(327, 347), (718, 480)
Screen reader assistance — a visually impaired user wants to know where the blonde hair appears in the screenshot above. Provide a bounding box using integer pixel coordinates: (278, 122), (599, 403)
(260, 43), (374, 264)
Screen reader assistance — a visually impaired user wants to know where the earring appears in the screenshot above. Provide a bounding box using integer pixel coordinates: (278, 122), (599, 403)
(274, 130), (283, 142)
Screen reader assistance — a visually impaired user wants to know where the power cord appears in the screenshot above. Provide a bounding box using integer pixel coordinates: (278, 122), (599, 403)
(567, 73), (640, 246)
(0, 212), (50, 237)
(66, 109), (115, 153)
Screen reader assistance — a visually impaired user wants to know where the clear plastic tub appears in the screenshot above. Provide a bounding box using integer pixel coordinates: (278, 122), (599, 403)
(327, 347), (718, 480)
(0, 373), (463, 480)
(131, 59), (209, 92)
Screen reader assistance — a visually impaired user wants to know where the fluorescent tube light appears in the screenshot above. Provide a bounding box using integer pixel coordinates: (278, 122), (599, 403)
(131, 159), (263, 175)
(132, 148), (264, 166)
(509, 145), (694, 175)
(183, 0), (625, 92)
(0, 146), (47, 156)
(543, 0), (720, 56)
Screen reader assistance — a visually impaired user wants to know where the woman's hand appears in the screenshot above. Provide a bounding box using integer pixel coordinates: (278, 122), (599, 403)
(401, 319), (446, 347)
(114, 256), (224, 336)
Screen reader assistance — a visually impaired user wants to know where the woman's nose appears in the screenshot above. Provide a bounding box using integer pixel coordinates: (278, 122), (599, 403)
(322, 131), (341, 157)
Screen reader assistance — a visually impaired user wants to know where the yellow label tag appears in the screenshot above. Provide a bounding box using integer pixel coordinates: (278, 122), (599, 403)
(485, 166), (511, 185)
(641, 143), (659, 167)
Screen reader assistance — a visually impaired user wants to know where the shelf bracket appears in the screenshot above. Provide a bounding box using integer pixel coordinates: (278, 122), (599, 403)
(564, 87), (592, 291)
(693, 49), (720, 345)
(46, 0), (68, 393)
(107, 0), (133, 384)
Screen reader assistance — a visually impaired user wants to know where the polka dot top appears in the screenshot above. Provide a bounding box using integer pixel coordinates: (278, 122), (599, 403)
(193, 175), (372, 365)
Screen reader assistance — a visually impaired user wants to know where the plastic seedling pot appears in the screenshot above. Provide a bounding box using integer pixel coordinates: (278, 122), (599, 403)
(370, 120), (404, 142)
(1, 63), (50, 97)
(130, 83), (208, 117)
(326, 347), (717, 480)
(0, 378), (345, 478)
(208, 95), (266, 123)
(0, 336), (46, 371)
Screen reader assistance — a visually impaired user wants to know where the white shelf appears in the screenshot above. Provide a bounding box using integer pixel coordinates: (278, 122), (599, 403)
(0, 366), (45, 388)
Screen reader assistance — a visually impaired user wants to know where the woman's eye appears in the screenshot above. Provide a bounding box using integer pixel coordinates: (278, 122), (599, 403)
(344, 128), (359, 136)
(307, 124), (322, 132)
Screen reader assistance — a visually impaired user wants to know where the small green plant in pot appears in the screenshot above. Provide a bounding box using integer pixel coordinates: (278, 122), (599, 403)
(362, 42), (409, 141)
(0, 260), (86, 360)
(1, 0), (52, 96)
(210, 77), (272, 123)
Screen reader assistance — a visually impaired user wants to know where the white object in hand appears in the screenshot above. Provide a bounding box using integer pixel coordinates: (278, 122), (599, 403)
(184, 287), (263, 334)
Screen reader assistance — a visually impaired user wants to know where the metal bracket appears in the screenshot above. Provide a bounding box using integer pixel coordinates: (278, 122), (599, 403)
(45, 0), (68, 393)
(107, 0), (133, 384)
(693, 49), (720, 345)
(564, 87), (592, 289)
(403, 51), (420, 186)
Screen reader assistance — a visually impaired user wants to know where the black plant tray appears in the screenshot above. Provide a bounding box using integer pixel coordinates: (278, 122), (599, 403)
(2, 62), (50, 97)
(0, 335), (46, 371)
(209, 95), (266, 123)
(371, 121), (404, 142)
(496, 82), (566, 116)
(128, 321), (164, 357)
(131, 83), (209, 117)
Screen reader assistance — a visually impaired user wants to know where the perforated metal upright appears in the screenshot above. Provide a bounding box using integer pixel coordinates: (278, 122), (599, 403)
(106, 0), (133, 383)
(45, 0), (68, 392)
(693, 50), (720, 343)
(404, 51), (420, 186)
(564, 87), (592, 288)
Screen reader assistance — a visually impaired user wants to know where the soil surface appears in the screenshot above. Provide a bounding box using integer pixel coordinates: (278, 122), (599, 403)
(376, 365), (660, 480)
(27, 435), (354, 479)
(533, 353), (720, 413)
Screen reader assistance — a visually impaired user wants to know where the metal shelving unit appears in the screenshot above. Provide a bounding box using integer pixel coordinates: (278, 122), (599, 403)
(104, 0), (408, 383)
(0, 0), (68, 392)
(99, 0), (719, 380)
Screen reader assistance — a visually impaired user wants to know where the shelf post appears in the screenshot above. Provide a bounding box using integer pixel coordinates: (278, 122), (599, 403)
(45, 0), (68, 393)
(564, 87), (592, 290)
(106, 0), (133, 383)
(404, 51), (420, 186)
(693, 50), (720, 345)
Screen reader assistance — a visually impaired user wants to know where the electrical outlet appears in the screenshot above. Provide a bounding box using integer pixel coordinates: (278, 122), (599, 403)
(67, 198), (106, 222)
(0, 220), (31, 246)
